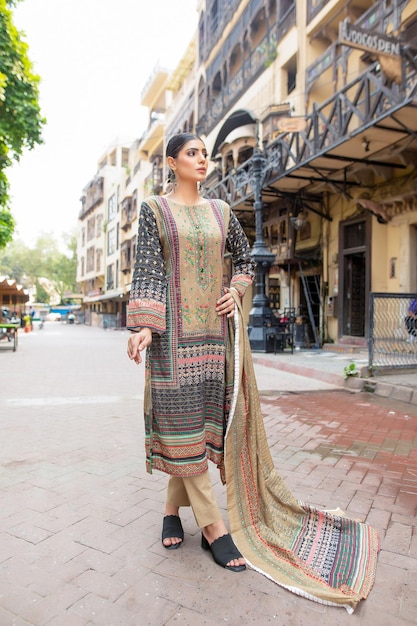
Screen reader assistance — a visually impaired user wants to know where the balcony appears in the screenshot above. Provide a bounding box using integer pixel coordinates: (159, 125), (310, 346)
(120, 240), (132, 273)
(79, 177), (104, 218)
(139, 112), (165, 158)
(120, 192), (138, 231)
(198, 30), (280, 136)
(141, 64), (170, 108)
(307, 0), (375, 27)
(144, 167), (163, 196)
(306, 0), (408, 92)
(199, 0), (241, 63)
(265, 215), (296, 263)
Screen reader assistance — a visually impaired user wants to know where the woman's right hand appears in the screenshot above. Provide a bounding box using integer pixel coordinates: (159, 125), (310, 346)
(127, 328), (152, 364)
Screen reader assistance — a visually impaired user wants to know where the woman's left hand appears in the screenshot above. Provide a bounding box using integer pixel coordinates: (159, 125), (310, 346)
(216, 289), (235, 318)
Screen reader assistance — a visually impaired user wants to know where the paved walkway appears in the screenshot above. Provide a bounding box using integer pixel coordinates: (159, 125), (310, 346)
(0, 325), (416, 625)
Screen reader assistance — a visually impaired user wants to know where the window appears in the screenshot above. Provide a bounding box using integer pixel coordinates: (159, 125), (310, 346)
(230, 44), (242, 79)
(96, 214), (103, 237)
(87, 216), (95, 241)
(237, 146), (253, 164)
(279, 0), (295, 19)
(86, 246), (95, 272)
(199, 13), (205, 61)
(211, 0), (218, 36)
(108, 194), (116, 222)
(107, 228), (116, 256)
(250, 8), (267, 49)
(283, 56), (297, 95)
(198, 76), (206, 120)
(107, 264), (114, 290)
(212, 71), (221, 97)
(344, 221), (365, 249)
(96, 249), (102, 272)
(288, 68), (296, 94)
(81, 227), (85, 247)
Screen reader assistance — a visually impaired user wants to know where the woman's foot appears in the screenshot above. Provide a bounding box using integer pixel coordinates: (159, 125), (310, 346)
(162, 505), (183, 549)
(202, 520), (246, 570)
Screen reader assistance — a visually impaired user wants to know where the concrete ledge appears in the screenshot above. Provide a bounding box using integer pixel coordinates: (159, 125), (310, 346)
(251, 353), (417, 406)
(344, 377), (365, 391)
(373, 381), (394, 398)
(390, 385), (414, 404)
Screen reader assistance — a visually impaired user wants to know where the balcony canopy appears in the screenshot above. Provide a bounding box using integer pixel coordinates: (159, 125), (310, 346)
(211, 109), (257, 158)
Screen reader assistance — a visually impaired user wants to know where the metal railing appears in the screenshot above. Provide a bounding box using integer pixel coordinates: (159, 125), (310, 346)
(369, 293), (417, 370)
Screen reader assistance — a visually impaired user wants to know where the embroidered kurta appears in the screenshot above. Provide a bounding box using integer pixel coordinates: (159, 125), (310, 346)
(127, 195), (255, 476)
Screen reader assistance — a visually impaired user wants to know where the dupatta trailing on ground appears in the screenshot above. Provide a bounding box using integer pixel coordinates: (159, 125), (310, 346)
(224, 294), (380, 613)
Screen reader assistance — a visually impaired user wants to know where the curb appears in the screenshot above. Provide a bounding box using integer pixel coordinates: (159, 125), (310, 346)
(252, 355), (417, 406)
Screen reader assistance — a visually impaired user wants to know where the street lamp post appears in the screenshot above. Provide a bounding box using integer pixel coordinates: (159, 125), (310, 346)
(245, 147), (277, 351)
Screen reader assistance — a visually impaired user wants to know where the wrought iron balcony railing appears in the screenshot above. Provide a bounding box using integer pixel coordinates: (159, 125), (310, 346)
(205, 56), (417, 208)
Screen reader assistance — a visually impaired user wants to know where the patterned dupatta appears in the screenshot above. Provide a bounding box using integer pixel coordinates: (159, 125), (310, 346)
(224, 293), (380, 613)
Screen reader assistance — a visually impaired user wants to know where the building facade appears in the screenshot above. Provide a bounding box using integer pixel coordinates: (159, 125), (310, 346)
(164, 0), (417, 349)
(77, 139), (134, 327)
(77, 0), (417, 351)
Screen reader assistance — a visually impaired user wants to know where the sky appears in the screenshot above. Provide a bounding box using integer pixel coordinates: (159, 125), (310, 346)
(7, 0), (198, 247)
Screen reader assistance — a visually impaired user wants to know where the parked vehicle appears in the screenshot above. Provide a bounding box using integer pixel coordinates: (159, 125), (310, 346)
(0, 307), (19, 351)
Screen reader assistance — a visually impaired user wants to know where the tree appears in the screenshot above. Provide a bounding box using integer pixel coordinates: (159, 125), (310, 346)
(48, 234), (78, 303)
(0, 0), (45, 248)
(0, 231), (78, 303)
(35, 279), (50, 304)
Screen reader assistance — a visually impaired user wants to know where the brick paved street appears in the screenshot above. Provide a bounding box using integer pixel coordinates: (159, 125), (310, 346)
(0, 324), (416, 625)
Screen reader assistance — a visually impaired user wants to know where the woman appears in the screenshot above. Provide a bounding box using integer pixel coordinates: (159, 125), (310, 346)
(405, 297), (417, 341)
(127, 132), (255, 572)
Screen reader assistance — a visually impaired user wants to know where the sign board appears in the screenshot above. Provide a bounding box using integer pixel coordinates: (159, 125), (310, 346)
(339, 18), (401, 57)
(275, 117), (307, 133)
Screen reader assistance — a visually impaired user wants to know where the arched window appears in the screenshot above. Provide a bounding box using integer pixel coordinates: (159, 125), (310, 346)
(198, 76), (206, 120)
(212, 71), (222, 97)
(223, 62), (228, 89)
(243, 31), (250, 62)
(230, 43), (242, 79)
(250, 7), (267, 49)
(198, 12), (205, 62)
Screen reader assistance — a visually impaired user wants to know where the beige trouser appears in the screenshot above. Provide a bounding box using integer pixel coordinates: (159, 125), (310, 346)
(166, 471), (222, 528)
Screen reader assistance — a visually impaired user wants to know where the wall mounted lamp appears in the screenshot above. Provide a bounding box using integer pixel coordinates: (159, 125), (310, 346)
(290, 210), (307, 231)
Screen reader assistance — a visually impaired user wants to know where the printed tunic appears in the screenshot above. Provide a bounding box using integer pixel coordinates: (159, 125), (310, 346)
(127, 195), (255, 476)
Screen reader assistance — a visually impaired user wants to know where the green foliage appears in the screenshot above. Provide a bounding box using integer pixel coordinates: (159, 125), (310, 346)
(343, 362), (359, 380)
(256, 36), (278, 68)
(0, 0), (45, 244)
(35, 279), (50, 304)
(0, 232), (78, 302)
(0, 203), (15, 248)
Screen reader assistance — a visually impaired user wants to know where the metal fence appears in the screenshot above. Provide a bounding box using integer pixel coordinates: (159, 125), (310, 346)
(369, 293), (417, 370)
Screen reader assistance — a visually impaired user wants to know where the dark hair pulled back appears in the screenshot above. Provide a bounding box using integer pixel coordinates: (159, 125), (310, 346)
(165, 132), (203, 159)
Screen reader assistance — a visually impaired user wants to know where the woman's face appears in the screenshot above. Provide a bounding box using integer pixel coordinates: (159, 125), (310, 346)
(168, 139), (208, 184)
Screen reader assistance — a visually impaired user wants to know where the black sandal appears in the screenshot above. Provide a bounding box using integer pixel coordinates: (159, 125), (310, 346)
(162, 515), (184, 550)
(201, 533), (246, 572)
